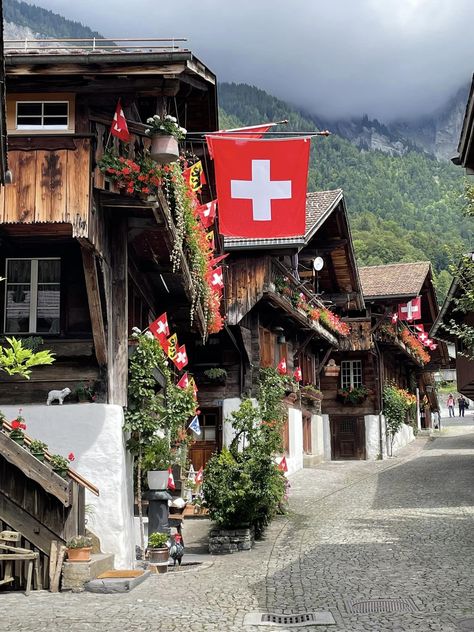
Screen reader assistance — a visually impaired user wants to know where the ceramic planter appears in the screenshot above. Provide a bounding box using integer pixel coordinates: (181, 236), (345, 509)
(150, 135), (179, 163)
(67, 547), (92, 562)
(52, 468), (68, 478)
(31, 451), (45, 462)
(147, 470), (169, 490)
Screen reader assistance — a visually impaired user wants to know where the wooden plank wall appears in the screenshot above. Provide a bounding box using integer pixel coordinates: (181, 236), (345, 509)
(0, 141), (91, 236)
(225, 257), (270, 326)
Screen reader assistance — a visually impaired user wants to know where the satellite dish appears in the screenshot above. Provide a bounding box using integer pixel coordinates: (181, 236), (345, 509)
(313, 257), (324, 271)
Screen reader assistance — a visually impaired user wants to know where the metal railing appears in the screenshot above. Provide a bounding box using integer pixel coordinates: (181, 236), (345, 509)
(4, 37), (188, 54)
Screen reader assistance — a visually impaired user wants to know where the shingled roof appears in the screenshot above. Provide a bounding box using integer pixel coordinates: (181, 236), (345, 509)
(223, 189), (343, 250)
(359, 262), (431, 299)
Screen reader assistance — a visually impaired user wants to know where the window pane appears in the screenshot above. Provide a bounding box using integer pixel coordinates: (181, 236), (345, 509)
(7, 260), (31, 283)
(204, 427), (216, 441)
(38, 259), (60, 283)
(36, 284), (60, 333)
(43, 102), (68, 116)
(42, 116), (68, 126)
(17, 117), (44, 126)
(17, 102), (42, 116)
(5, 285), (31, 332)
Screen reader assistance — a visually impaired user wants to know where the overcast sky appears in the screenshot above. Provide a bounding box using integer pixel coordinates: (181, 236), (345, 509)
(25, 0), (474, 121)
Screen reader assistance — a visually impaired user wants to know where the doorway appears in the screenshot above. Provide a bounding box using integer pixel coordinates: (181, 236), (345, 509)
(330, 416), (366, 460)
(188, 407), (222, 470)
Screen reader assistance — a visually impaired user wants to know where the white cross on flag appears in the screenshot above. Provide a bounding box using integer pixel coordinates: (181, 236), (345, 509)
(110, 100), (130, 142)
(173, 344), (188, 370)
(149, 313), (170, 341)
(209, 266), (224, 291)
(207, 136), (311, 238)
(397, 297), (421, 321)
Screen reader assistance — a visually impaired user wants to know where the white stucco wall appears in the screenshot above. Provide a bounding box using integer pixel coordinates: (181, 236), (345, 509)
(222, 397), (245, 448)
(310, 414), (325, 458)
(390, 422), (415, 455)
(286, 406), (303, 475)
(1, 404), (135, 568)
(365, 414), (385, 460)
(322, 414), (332, 460)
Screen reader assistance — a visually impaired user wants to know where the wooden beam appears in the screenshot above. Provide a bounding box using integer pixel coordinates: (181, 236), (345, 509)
(299, 241), (348, 258)
(0, 433), (72, 506)
(81, 247), (107, 367)
(317, 347), (334, 375)
(0, 493), (65, 555)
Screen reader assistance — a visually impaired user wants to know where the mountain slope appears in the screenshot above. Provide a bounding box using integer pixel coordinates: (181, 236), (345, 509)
(219, 83), (472, 298)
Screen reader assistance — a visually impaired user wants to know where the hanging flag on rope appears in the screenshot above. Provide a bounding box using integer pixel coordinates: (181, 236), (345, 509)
(167, 467), (176, 490)
(391, 313), (399, 324)
(428, 342), (437, 351)
(207, 122), (285, 158)
(418, 331), (429, 344)
(293, 367), (302, 382)
(183, 160), (206, 192)
(206, 230), (215, 251)
(209, 253), (229, 268)
(414, 323), (425, 333)
(110, 100), (131, 142)
(189, 377), (198, 399)
(177, 373), (190, 389)
(277, 358), (287, 375)
(208, 266), (224, 292)
(166, 333), (179, 360)
(173, 344), (188, 370)
(208, 136), (311, 238)
(196, 200), (217, 228)
(188, 415), (201, 436)
(277, 456), (288, 472)
(195, 466), (204, 484)
(398, 297), (421, 321)
(149, 313), (170, 340)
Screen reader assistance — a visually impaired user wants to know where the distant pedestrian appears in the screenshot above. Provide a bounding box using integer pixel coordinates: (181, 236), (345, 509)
(458, 395), (466, 417)
(447, 394), (455, 417)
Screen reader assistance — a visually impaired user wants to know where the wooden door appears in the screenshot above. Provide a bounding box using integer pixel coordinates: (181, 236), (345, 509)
(188, 407), (222, 470)
(302, 413), (312, 454)
(330, 416), (365, 460)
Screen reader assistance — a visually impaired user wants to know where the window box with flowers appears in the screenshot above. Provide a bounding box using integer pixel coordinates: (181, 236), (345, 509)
(337, 385), (371, 405)
(50, 452), (75, 478)
(9, 410), (27, 445)
(145, 114), (186, 164)
(300, 385), (323, 413)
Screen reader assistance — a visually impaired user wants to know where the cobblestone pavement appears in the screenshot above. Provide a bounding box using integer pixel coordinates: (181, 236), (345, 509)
(1, 431), (473, 632)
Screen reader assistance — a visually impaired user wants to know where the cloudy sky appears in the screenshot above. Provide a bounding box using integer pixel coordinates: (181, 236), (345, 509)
(24, 0), (474, 121)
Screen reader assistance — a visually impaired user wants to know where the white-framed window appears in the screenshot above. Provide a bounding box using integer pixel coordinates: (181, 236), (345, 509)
(4, 258), (61, 334)
(341, 360), (363, 389)
(15, 101), (69, 130)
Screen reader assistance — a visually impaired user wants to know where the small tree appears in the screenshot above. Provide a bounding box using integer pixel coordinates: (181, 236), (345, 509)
(383, 383), (416, 455)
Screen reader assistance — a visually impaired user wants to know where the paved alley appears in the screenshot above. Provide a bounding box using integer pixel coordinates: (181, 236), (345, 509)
(1, 430), (473, 632)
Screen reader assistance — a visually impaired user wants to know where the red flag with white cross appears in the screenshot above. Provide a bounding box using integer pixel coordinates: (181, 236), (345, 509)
(196, 200), (217, 228)
(293, 367), (302, 382)
(110, 100), (130, 142)
(173, 344), (188, 370)
(278, 456), (288, 472)
(277, 358), (287, 375)
(207, 136), (311, 238)
(149, 313), (169, 340)
(208, 266), (224, 292)
(177, 373), (190, 389)
(397, 297), (421, 321)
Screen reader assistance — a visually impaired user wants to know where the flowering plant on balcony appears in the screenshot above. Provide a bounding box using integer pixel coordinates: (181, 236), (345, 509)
(9, 409), (27, 444)
(400, 328), (430, 364)
(319, 308), (351, 336)
(337, 384), (371, 405)
(145, 114), (187, 140)
(98, 152), (163, 196)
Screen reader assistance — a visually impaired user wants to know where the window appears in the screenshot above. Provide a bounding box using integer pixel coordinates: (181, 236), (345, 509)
(16, 101), (69, 130)
(4, 258), (60, 334)
(341, 360), (363, 389)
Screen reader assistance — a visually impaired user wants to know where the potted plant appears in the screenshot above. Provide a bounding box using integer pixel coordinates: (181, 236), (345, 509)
(337, 385), (370, 405)
(66, 535), (93, 562)
(75, 382), (96, 403)
(29, 439), (48, 462)
(147, 532), (169, 567)
(142, 438), (171, 490)
(300, 385), (323, 402)
(50, 452), (74, 478)
(203, 367), (227, 385)
(9, 411), (27, 445)
(145, 114), (186, 163)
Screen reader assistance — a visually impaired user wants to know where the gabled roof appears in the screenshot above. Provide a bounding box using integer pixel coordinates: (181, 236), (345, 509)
(223, 189), (343, 250)
(359, 261), (431, 299)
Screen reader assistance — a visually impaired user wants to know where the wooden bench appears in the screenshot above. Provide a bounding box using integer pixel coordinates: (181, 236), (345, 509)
(0, 531), (41, 595)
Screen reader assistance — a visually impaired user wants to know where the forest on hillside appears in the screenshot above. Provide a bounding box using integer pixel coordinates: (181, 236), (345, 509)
(219, 83), (473, 299)
(4, 0), (103, 39)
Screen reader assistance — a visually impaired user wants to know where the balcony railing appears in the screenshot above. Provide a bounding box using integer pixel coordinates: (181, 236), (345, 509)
(5, 38), (188, 55)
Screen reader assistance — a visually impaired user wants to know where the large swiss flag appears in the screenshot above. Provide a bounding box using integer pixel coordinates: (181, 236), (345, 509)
(208, 136), (311, 238)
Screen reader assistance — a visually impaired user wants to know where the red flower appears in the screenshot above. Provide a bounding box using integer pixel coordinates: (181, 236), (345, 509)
(142, 187), (150, 194)
(11, 420), (21, 430)
(20, 423), (27, 430)
(122, 167), (131, 175)
(68, 453), (75, 462)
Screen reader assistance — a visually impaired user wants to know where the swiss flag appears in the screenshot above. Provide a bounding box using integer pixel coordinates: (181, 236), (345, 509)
(208, 266), (224, 291)
(110, 100), (130, 142)
(293, 367), (302, 382)
(173, 344), (188, 370)
(398, 297), (421, 321)
(414, 323), (424, 333)
(418, 331), (429, 344)
(167, 468), (176, 491)
(196, 200), (217, 228)
(208, 136), (311, 238)
(207, 123), (275, 158)
(277, 358), (287, 375)
(149, 313), (169, 340)
(195, 466), (204, 484)
(177, 373), (190, 389)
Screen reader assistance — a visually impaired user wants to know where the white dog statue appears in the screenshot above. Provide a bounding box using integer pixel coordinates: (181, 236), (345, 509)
(46, 387), (71, 406)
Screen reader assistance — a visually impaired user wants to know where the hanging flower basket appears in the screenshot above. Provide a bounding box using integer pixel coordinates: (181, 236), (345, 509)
(150, 135), (179, 164)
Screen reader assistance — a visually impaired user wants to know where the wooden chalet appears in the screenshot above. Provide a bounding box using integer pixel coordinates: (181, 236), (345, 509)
(321, 261), (448, 460)
(0, 39), (217, 406)
(188, 189), (365, 473)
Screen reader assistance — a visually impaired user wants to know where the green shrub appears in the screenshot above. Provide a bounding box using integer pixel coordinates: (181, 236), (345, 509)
(148, 532), (169, 548)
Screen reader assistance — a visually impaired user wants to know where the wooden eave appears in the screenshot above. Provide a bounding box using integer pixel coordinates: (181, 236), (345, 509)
(455, 74), (474, 171)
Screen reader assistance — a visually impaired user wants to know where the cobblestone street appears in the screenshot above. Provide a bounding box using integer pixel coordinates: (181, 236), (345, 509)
(1, 429), (473, 632)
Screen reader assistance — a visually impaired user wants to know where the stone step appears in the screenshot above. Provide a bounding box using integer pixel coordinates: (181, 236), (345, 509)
(85, 570), (150, 594)
(62, 553), (115, 592)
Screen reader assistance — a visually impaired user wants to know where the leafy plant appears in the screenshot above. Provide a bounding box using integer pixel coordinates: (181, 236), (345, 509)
(142, 437), (172, 471)
(203, 367), (227, 380)
(147, 532), (169, 549)
(383, 383), (417, 454)
(29, 439), (48, 453)
(50, 453), (73, 473)
(66, 535), (92, 549)
(0, 337), (54, 379)
(145, 114), (187, 140)
(338, 385), (370, 404)
(300, 385), (323, 399)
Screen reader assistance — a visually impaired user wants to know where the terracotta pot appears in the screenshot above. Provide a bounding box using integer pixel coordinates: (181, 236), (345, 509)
(150, 135), (179, 163)
(67, 547), (92, 562)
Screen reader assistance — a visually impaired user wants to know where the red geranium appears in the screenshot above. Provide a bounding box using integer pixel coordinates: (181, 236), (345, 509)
(68, 452), (75, 462)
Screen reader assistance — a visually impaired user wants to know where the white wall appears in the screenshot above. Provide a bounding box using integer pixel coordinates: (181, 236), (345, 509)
(365, 414), (385, 460)
(310, 414), (325, 458)
(390, 422), (415, 455)
(2, 404), (135, 568)
(322, 414), (332, 460)
(222, 397), (245, 449)
(286, 406), (303, 475)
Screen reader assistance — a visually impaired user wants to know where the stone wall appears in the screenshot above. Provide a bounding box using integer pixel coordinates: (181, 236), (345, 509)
(209, 527), (255, 554)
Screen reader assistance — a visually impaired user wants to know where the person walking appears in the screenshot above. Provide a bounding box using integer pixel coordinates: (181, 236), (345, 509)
(447, 393), (455, 417)
(458, 395), (466, 417)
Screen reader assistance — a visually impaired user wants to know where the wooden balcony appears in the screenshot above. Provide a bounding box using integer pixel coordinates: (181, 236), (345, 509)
(375, 328), (424, 368)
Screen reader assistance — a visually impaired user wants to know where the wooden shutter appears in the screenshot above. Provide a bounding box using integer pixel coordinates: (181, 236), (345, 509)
(259, 327), (275, 368)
